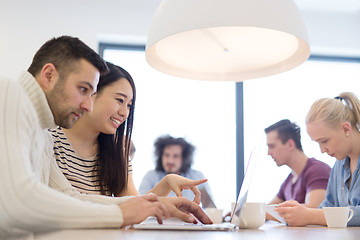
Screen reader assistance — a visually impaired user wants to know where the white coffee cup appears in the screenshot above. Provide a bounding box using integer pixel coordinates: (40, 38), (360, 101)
(323, 207), (354, 228)
(204, 208), (223, 224)
(238, 202), (266, 229)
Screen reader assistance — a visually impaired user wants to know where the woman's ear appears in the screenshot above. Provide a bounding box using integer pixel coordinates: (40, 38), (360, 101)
(38, 63), (59, 91)
(342, 121), (352, 136)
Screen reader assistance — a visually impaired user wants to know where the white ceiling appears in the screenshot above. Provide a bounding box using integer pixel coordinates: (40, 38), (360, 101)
(294, 0), (360, 13)
(122, 0), (360, 14)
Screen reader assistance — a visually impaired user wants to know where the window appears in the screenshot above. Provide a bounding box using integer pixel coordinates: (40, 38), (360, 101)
(102, 46), (236, 211)
(102, 43), (360, 208)
(244, 57), (360, 202)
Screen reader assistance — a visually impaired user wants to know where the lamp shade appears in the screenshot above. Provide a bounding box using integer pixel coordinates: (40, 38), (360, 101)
(146, 0), (310, 81)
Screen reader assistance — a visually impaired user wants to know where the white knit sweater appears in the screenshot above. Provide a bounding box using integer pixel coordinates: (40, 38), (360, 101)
(0, 72), (130, 240)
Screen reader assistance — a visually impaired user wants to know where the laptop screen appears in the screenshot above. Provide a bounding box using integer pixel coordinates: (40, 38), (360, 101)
(230, 140), (263, 226)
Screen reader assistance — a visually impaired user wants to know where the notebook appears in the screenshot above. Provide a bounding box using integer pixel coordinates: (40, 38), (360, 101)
(131, 144), (261, 231)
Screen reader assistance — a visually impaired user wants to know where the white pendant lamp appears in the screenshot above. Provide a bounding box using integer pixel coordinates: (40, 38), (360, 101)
(146, 0), (310, 81)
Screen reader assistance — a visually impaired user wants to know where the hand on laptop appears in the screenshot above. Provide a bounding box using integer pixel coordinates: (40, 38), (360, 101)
(159, 196), (213, 224)
(118, 194), (170, 227)
(149, 174), (207, 204)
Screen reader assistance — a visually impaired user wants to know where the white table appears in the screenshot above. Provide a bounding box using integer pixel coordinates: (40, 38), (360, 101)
(34, 221), (360, 240)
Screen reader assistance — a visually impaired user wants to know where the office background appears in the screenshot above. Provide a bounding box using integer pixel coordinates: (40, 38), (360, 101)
(1, 0), (360, 211)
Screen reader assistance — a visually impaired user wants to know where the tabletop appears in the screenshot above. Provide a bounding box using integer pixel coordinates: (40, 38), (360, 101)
(34, 221), (360, 240)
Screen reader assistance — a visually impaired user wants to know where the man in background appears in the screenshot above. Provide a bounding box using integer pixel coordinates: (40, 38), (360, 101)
(265, 119), (331, 219)
(139, 135), (215, 208)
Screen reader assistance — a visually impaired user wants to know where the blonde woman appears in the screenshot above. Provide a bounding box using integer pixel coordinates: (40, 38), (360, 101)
(276, 92), (360, 226)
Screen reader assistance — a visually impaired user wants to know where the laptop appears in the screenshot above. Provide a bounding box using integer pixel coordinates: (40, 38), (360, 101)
(132, 144), (261, 231)
(131, 216), (236, 231)
(199, 187), (216, 209)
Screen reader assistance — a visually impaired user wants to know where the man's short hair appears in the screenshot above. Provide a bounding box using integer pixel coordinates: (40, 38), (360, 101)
(264, 119), (303, 151)
(28, 36), (108, 80)
(154, 135), (195, 173)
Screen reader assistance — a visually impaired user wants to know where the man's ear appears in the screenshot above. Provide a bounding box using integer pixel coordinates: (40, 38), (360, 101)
(38, 63), (59, 91)
(287, 138), (296, 150)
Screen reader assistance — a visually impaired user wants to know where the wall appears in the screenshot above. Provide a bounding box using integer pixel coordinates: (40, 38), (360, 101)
(302, 10), (360, 57)
(1, 1), (360, 80)
(0, 0), (160, 79)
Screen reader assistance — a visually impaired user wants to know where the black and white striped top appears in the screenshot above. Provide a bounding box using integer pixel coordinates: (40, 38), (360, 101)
(49, 127), (132, 195)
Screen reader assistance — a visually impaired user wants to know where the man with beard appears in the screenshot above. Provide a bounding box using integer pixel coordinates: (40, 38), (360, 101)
(0, 36), (211, 240)
(139, 135), (215, 208)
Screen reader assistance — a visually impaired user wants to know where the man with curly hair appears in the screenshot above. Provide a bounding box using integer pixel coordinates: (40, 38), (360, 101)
(139, 135), (215, 207)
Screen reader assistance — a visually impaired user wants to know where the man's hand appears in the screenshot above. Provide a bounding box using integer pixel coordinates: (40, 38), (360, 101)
(118, 194), (170, 226)
(159, 196), (213, 224)
(150, 174), (207, 204)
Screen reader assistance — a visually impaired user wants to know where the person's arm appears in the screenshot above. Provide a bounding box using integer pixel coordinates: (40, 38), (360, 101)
(266, 196), (284, 221)
(303, 160), (331, 208)
(49, 155), (133, 204)
(304, 189), (327, 208)
(148, 174), (207, 204)
(116, 173), (139, 197)
(50, 157), (211, 226)
(159, 197), (213, 224)
(0, 79), (123, 233)
(268, 196), (284, 205)
(118, 155), (139, 196)
(276, 200), (326, 226)
(195, 171), (215, 207)
(275, 163), (337, 227)
(116, 194), (213, 226)
(119, 194), (169, 226)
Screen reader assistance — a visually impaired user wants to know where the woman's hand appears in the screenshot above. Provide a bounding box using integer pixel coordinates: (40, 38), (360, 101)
(276, 200), (311, 226)
(276, 200), (327, 226)
(149, 174), (207, 204)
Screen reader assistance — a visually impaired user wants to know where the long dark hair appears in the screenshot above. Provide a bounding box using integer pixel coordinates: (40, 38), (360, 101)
(96, 62), (136, 196)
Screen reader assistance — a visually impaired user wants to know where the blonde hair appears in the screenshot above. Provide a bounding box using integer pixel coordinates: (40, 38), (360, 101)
(306, 92), (360, 131)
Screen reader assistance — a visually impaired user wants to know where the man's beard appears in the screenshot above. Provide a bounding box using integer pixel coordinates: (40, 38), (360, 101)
(46, 81), (81, 129)
(165, 165), (180, 174)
